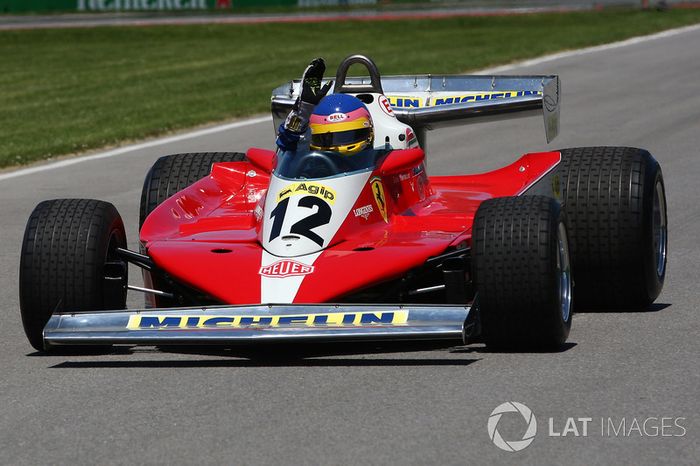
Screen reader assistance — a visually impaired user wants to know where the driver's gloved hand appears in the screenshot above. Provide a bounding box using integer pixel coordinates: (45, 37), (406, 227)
(299, 58), (333, 107)
(284, 58), (333, 134)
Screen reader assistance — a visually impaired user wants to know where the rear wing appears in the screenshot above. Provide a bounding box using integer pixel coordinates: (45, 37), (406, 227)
(271, 74), (560, 145)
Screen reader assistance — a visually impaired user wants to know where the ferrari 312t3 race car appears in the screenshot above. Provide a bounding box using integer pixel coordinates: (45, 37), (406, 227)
(19, 55), (668, 353)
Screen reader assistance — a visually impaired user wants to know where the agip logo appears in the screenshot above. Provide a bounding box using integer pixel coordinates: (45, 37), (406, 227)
(277, 182), (336, 204)
(487, 402), (537, 452)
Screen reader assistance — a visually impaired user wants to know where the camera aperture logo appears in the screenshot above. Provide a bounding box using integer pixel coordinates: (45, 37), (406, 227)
(487, 402), (537, 452)
(488, 402), (687, 452)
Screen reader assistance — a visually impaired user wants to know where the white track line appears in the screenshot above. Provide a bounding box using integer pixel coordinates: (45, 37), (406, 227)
(476, 22), (700, 74)
(2, 22), (700, 182)
(0, 116), (271, 182)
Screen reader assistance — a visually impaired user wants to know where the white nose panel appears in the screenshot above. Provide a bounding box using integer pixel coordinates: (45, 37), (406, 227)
(260, 250), (322, 304)
(262, 171), (372, 257)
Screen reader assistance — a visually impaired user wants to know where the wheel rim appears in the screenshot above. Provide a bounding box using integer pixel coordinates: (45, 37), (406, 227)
(102, 229), (128, 306)
(557, 222), (572, 322)
(104, 230), (122, 266)
(653, 180), (667, 278)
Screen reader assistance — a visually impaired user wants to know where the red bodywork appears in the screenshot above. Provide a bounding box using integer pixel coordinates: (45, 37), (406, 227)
(140, 148), (561, 304)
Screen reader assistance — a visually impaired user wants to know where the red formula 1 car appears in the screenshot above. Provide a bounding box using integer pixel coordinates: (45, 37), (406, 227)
(19, 55), (668, 352)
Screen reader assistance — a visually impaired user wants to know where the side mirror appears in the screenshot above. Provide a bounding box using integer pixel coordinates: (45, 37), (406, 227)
(378, 148), (425, 176)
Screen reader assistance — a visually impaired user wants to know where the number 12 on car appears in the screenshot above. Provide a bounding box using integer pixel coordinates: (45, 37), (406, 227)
(268, 196), (332, 247)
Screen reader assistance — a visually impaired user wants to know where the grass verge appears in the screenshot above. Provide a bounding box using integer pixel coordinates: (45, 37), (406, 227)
(2, 8), (700, 168)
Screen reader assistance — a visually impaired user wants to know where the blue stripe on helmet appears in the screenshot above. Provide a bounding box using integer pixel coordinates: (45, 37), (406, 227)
(312, 94), (365, 116)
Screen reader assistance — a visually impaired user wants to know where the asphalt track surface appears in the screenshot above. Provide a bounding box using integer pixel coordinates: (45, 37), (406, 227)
(1, 28), (699, 466)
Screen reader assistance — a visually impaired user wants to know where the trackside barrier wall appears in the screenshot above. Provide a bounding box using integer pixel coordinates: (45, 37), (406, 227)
(2, 1), (229, 12)
(0, 0), (382, 13)
(0, 1), (672, 14)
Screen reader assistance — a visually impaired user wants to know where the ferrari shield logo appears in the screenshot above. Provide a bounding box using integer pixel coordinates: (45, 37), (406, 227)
(370, 177), (388, 223)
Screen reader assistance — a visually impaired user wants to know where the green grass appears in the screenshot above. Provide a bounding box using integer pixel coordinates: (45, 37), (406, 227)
(2, 8), (700, 168)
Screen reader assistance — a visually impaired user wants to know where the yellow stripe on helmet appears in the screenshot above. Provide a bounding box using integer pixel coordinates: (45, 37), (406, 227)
(310, 117), (370, 134)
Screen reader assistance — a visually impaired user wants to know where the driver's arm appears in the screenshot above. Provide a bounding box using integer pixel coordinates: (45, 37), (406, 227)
(276, 58), (332, 152)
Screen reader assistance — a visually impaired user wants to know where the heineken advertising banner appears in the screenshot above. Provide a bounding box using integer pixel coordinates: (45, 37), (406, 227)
(1, 1), (228, 12)
(76, 0), (229, 10)
(0, 0), (382, 12)
(0, 0), (312, 13)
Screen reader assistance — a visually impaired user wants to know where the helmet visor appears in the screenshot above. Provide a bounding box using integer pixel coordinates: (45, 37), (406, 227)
(311, 128), (372, 149)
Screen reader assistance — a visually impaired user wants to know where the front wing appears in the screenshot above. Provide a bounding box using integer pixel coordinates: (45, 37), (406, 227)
(43, 304), (471, 349)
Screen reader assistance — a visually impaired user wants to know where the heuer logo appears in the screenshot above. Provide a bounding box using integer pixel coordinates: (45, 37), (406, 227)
(328, 112), (347, 122)
(259, 260), (314, 278)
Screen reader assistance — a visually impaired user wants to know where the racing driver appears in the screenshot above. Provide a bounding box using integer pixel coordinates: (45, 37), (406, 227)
(276, 58), (374, 156)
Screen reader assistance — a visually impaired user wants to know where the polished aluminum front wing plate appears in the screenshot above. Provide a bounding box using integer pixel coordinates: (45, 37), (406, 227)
(43, 304), (470, 349)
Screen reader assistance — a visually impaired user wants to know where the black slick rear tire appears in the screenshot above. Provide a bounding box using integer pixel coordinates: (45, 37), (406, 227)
(139, 152), (247, 227)
(557, 147), (667, 309)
